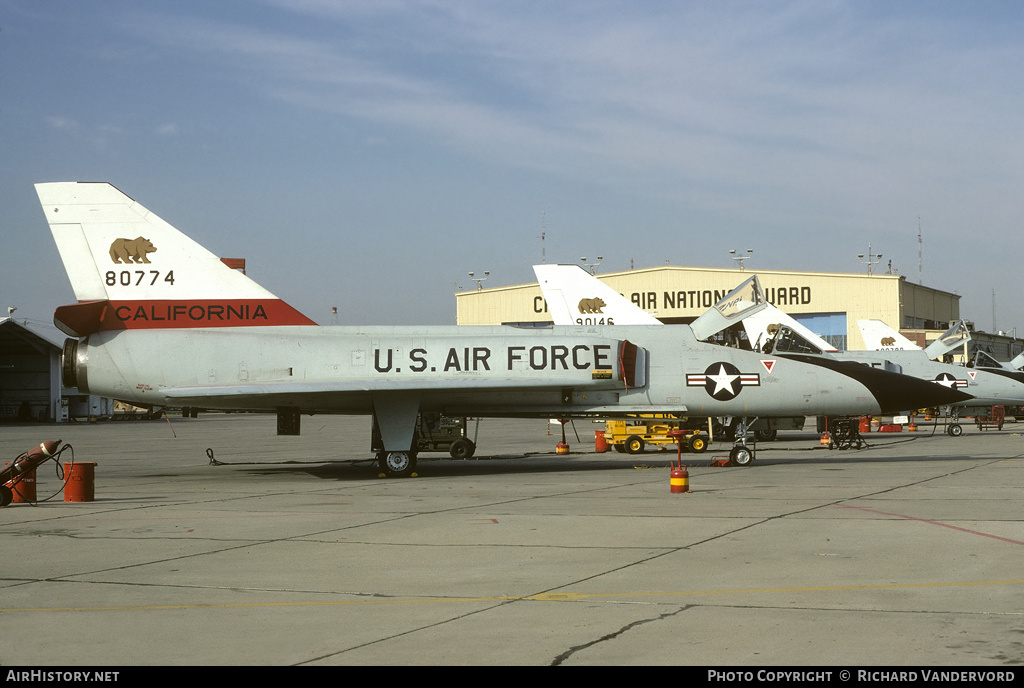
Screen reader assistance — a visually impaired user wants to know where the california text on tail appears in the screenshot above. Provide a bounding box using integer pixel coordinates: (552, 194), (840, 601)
(37, 182), (315, 337)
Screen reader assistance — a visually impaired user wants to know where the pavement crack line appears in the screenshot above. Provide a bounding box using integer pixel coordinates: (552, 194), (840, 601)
(550, 605), (690, 666)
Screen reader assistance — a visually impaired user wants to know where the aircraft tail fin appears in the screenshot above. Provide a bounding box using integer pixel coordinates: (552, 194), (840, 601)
(857, 320), (919, 352)
(532, 264), (661, 325)
(36, 182), (316, 336)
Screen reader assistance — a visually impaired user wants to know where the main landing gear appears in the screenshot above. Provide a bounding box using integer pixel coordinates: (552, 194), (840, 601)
(371, 391), (421, 478)
(378, 450), (417, 478)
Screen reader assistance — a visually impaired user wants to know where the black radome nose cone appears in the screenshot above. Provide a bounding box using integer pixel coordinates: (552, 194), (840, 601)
(785, 355), (974, 412)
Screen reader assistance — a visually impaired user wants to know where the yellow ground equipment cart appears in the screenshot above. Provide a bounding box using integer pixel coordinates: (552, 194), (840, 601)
(604, 418), (710, 455)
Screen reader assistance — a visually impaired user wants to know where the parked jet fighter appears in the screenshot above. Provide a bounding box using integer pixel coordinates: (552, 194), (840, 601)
(853, 319), (1024, 432)
(534, 264), (1024, 441)
(38, 183), (973, 474)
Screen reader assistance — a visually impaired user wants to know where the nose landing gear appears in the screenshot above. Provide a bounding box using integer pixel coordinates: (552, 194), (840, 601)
(728, 417), (757, 466)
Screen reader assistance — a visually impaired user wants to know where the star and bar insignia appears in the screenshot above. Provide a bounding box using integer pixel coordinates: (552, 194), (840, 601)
(687, 362), (762, 401)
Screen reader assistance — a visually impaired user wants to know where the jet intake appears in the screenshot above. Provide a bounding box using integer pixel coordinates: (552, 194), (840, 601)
(619, 340), (647, 389)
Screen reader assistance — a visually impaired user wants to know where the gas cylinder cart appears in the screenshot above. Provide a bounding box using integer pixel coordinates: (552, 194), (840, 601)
(1, 440), (74, 507)
(827, 418), (868, 450)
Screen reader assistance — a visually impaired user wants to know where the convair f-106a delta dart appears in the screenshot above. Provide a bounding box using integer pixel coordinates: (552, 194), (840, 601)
(535, 264), (1024, 447)
(38, 182), (972, 475)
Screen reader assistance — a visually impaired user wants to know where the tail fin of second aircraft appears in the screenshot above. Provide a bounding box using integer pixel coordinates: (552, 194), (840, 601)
(857, 318), (971, 360)
(532, 264), (662, 325)
(857, 320), (920, 352)
(533, 265), (773, 342)
(36, 182), (316, 336)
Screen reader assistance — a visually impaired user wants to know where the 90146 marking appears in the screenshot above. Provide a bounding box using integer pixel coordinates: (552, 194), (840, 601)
(105, 270), (175, 287)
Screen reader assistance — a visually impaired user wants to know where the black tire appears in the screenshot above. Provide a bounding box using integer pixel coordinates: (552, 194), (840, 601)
(449, 438), (475, 460)
(0, 485), (12, 508)
(729, 446), (753, 466)
(625, 436), (645, 454)
(688, 434), (708, 453)
(755, 428), (777, 441)
(380, 451), (417, 478)
(948, 424), (963, 437)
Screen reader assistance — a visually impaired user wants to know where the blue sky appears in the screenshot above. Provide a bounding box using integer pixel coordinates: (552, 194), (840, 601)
(3, 1), (1023, 338)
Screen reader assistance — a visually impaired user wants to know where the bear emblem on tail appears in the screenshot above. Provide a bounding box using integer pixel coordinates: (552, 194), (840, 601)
(577, 297), (606, 314)
(109, 237), (157, 264)
(880, 336), (896, 346)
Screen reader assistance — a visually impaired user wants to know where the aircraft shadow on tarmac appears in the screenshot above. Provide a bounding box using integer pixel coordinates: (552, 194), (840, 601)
(232, 433), (1021, 480)
(241, 454), (673, 481)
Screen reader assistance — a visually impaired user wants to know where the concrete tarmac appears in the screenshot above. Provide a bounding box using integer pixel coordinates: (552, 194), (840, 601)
(1, 414), (1023, 667)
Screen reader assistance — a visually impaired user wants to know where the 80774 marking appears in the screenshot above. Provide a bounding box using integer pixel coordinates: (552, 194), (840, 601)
(106, 270), (175, 287)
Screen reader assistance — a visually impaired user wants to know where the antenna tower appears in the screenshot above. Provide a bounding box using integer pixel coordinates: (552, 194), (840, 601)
(918, 217), (923, 285)
(992, 289), (997, 333)
(540, 210), (547, 264)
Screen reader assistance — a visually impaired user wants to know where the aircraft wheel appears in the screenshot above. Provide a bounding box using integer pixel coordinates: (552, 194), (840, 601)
(625, 437), (645, 454)
(613, 444), (627, 453)
(0, 485), (12, 507)
(380, 451), (417, 478)
(449, 438), (475, 460)
(756, 428), (777, 441)
(729, 446), (753, 466)
(948, 424), (963, 437)
(688, 434), (708, 453)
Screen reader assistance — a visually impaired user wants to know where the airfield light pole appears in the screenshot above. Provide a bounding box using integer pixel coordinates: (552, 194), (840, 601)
(580, 256), (603, 274)
(858, 244), (883, 276)
(469, 271), (489, 290)
(729, 249), (753, 270)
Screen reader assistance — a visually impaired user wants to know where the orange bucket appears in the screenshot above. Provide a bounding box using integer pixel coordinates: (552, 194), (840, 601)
(64, 462), (97, 502)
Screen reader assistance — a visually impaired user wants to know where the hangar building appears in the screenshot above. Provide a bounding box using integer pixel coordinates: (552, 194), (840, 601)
(0, 317), (118, 423)
(455, 266), (969, 353)
(0, 317), (64, 422)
